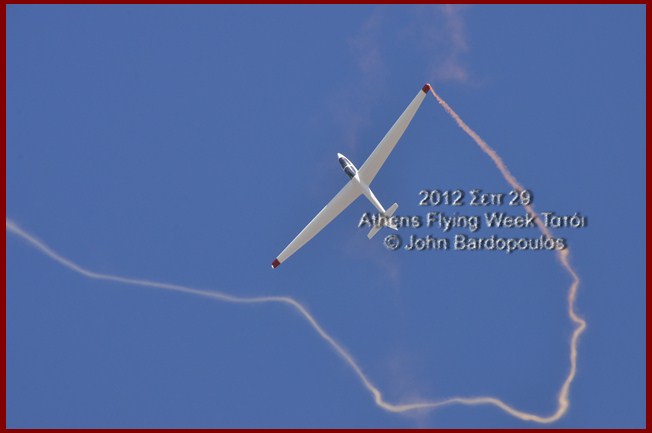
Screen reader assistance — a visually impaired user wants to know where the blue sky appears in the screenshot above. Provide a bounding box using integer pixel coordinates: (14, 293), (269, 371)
(6, 5), (645, 427)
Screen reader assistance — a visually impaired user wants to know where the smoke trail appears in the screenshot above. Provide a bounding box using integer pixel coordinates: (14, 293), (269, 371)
(6, 89), (585, 425)
(428, 87), (586, 422)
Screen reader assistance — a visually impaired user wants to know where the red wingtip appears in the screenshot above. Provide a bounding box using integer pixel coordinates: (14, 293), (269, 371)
(272, 258), (281, 269)
(422, 83), (432, 93)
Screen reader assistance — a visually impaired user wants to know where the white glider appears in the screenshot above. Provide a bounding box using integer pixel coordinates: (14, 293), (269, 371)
(271, 84), (430, 269)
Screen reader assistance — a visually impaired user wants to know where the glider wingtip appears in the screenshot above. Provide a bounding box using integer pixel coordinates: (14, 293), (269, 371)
(271, 258), (281, 269)
(422, 83), (432, 93)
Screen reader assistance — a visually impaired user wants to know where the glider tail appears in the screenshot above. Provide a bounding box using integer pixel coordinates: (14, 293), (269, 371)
(367, 203), (399, 239)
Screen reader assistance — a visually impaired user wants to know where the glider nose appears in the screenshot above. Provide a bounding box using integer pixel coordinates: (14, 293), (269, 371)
(337, 153), (344, 159)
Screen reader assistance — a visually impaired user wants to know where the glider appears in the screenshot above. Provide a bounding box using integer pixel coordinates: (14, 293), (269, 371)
(272, 84), (430, 268)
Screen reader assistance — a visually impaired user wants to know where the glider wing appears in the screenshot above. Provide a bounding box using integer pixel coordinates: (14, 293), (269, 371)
(272, 181), (361, 268)
(357, 85), (430, 185)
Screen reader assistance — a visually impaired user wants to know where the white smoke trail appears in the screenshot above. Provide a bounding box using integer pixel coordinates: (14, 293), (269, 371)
(5, 213), (580, 424)
(6, 89), (585, 425)
(428, 86), (586, 423)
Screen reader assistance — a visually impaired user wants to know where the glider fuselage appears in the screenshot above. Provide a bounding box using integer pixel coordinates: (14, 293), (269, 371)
(337, 153), (385, 215)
